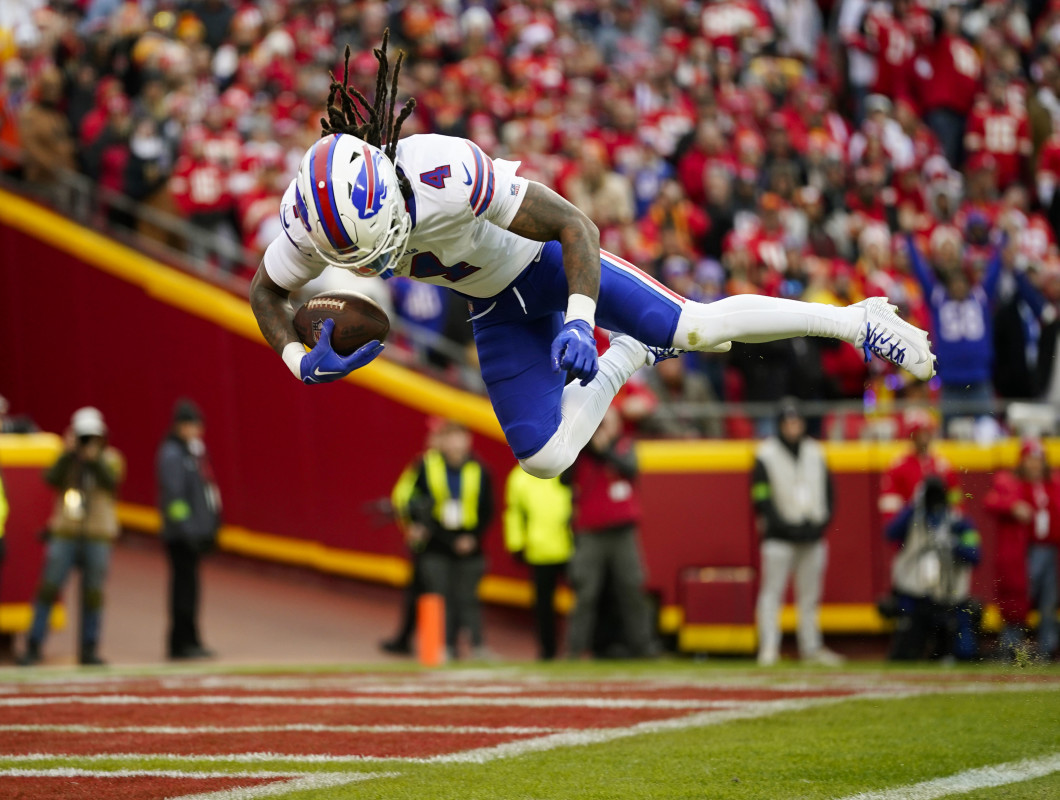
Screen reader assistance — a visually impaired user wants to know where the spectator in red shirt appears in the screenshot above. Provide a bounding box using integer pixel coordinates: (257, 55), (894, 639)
(878, 409), (961, 523)
(984, 438), (1060, 661)
(84, 94), (133, 224)
(964, 73), (1031, 191)
(913, 3), (982, 166)
(168, 126), (239, 271)
(563, 407), (656, 660)
(676, 119), (735, 206)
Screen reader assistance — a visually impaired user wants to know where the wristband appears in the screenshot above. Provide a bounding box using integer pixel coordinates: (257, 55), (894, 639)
(564, 293), (597, 328)
(282, 342), (307, 380)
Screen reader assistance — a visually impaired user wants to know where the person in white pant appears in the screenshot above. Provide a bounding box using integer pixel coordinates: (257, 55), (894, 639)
(752, 399), (844, 667)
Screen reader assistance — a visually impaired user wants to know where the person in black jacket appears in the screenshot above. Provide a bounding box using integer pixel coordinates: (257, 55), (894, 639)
(157, 399), (221, 660)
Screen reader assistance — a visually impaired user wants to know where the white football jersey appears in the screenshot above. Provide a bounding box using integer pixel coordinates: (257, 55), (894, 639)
(263, 133), (540, 298)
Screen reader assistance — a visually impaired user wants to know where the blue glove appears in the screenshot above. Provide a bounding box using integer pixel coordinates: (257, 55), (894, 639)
(300, 318), (385, 385)
(551, 319), (598, 386)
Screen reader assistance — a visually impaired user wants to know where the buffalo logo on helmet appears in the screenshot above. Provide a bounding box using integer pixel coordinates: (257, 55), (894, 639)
(350, 145), (389, 220)
(293, 186), (313, 233)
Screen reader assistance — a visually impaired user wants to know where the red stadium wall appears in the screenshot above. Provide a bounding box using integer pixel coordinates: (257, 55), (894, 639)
(0, 435), (65, 632)
(1, 194), (1051, 643)
(0, 218), (519, 575)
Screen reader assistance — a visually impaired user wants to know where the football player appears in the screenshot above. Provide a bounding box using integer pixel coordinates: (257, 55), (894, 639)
(250, 33), (936, 479)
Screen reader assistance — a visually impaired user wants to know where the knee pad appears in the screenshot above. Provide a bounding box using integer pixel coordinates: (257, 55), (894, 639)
(36, 583), (60, 606)
(519, 437), (572, 480)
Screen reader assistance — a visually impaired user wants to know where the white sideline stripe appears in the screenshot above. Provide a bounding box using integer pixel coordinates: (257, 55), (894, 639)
(0, 768), (304, 778)
(8, 683), (538, 696)
(0, 694), (733, 709)
(836, 753), (1060, 800)
(5, 680), (1056, 709)
(165, 771), (397, 800)
(0, 768), (398, 800)
(0, 724), (558, 735)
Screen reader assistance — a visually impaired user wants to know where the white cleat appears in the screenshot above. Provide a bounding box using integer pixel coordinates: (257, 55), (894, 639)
(608, 333), (673, 368)
(853, 296), (937, 381)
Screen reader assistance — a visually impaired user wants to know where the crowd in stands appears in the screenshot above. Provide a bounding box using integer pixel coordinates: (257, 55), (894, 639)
(3, 0), (1060, 436)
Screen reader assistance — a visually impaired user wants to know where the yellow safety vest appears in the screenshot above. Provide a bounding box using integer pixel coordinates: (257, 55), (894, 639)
(391, 462), (419, 527)
(423, 450), (481, 530)
(503, 466), (573, 565)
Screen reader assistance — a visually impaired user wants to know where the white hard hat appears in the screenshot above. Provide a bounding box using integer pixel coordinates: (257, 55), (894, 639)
(71, 406), (107, 437)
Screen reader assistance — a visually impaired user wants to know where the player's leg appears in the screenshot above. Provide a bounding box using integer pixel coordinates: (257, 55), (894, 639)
(480, 246), (671, 478)
(514, 247), (873, 478)
(471, 286), (647, 478)
(594, 250), (935, 381)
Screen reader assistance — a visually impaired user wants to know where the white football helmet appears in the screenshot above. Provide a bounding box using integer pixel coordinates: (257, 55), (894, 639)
(292, 133), (411, 276)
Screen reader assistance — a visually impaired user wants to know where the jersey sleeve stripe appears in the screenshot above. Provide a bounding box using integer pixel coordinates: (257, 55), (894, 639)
(311, 135), (353, 250)
(476, 154), (495, 217)
(467, 142), (495, 217)
(601, 249), (686, 304)
(466, 142), (485, 213)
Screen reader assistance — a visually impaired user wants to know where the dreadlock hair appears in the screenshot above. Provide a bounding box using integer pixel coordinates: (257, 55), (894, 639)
(321, 29), (417, 198)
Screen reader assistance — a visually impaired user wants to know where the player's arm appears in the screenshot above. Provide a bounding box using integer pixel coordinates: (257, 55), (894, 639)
(507, 181), (600, 301)
(249, 262), (298, 356)
(507, 182), (602, 384)
(249, 261), (384, 384)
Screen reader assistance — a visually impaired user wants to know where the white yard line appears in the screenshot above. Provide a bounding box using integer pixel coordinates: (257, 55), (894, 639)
(0, 694), (736, 709)
(2, 679), (1056, 709)
(425, 695), (873, 764)
(0, 768), (304, 778)
(0, 767), (398, 800)
(164, 772), (397, 800)
(836, 753), (1060, 800)
(0, 724), (559, 735)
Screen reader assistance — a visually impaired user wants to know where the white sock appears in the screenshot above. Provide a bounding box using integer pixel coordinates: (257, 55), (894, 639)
(673, 296), (864, 350)
(519, 337), (645, 479)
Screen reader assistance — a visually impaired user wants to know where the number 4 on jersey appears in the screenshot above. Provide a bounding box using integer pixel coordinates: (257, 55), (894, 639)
(419, 165), (451, 190)
(410, 252), (481, 283)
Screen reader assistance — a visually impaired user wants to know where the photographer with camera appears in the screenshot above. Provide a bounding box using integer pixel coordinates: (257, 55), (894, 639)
(18, 407), (124, 666)
(886, 475), (981, 662)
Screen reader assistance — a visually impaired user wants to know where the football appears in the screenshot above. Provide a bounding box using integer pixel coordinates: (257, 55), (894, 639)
(292, 291), (390, 356)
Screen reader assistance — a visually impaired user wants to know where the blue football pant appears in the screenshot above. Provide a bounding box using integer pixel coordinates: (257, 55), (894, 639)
(469, 242), (861, 476)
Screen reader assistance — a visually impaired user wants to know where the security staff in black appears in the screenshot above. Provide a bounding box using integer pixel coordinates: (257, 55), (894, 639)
(157, 399), (221, 660)
(395, 419), (494, 661)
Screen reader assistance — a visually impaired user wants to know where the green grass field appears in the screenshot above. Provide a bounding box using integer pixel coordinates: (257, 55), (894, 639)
(0, 659), (1057, 800)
